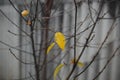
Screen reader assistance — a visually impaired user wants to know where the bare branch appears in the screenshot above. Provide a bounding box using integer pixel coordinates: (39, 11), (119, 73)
(0, 41), (32, 54)
(74, 19), (116, 79)
(92, 46), (120, 80)
(9, 49), (33, 64)
(0, 9), (30, 37)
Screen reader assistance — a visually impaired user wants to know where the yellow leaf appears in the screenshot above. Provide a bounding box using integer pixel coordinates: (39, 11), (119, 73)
(47, 42), (55, 54)
(71, 58), (84, 67)
(26, 20), (31, 25)
(21, 10), (29, 17)
(77, 61), (84, 67)
(54, 64), (64, 80)
(54, 32), (66, 50)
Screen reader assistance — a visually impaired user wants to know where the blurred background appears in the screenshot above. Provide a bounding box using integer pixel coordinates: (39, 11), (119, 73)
(0, 0), (120, 80)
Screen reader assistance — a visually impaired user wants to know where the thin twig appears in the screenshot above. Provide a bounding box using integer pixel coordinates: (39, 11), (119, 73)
(88, 0), (95, 23)
(29, 72), (35, 80)
(0, 41), (32, 54)
(8, 0), (27, 22)
(66, 0), (77, 79)
(92, 46), (120, 80)
(8, 30), (27, 37)
(9, 49), (33, 64)
(74, 0), (77, 66)
(0, 9), (30, 37)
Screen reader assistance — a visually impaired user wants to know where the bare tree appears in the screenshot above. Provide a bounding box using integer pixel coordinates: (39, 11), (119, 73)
(0, 0), (120, 80)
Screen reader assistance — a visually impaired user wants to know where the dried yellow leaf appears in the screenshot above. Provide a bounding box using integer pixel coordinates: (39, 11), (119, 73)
(47, 42), (55, 54)
(54, 32), (66, 50)
(77, 61), (84, 67)
(27, 20), (31, 25)
(21, 10), (29, 17)
(71, 58), (84, 67)
(54, 64), (64, 80)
